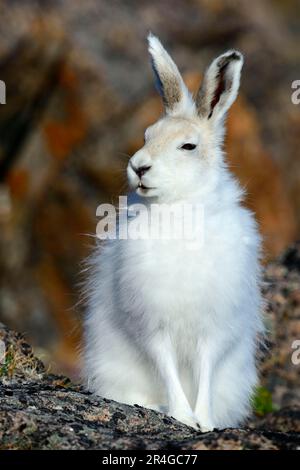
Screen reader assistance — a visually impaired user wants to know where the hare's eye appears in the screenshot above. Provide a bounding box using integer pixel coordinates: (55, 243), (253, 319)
(181, 143), (196, 151)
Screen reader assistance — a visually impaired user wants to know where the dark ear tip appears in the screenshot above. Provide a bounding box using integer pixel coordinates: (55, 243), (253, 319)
(216, 50), (243, 69)
(228, 51), (242, 61)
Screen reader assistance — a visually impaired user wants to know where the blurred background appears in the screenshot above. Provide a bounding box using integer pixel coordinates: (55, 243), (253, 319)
(0, 0), (299, 381)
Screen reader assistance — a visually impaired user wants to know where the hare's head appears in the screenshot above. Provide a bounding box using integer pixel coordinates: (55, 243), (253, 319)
(127, 35), (243, 202)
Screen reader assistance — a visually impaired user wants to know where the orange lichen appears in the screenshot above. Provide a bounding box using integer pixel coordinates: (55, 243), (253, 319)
(6, 169), (30, 200)
(43, 63), (87, 161)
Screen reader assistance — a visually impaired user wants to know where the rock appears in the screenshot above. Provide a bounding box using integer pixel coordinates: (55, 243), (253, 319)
(261, 241), (300, 408)
(1, 252), (300, 453)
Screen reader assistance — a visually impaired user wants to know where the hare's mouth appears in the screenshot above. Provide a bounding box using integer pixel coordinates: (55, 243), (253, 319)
(137, 183), (156, 191)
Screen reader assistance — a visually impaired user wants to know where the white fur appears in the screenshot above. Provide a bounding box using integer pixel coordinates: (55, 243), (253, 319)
(83, 36), (264, 431)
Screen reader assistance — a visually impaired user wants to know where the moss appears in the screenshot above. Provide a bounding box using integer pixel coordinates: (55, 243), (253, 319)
(252, 387), (278, 416)
(0, 340), (41, 379)
(0, 345), (15, 378)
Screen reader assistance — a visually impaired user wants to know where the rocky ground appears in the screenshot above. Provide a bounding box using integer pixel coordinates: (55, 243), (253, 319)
(0, 243), (299, 450)
(0, 324), (299, 450)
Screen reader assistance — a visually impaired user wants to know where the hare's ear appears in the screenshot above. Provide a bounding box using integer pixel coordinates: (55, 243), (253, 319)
(148, 34), (194, 115)
(196, 50), (243, 124)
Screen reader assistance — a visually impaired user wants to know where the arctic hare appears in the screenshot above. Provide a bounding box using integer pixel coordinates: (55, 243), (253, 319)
(83, 35), (264, 431)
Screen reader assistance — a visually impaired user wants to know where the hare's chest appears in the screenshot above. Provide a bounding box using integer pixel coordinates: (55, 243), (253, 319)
(123, 236), (224, 315)
(119, 204), (251, 330)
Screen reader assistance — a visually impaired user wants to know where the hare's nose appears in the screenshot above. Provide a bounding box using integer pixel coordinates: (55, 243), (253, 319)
(134, 165), (152, 178)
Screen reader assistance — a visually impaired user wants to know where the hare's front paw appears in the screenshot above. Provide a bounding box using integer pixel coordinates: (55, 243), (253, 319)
(169, 407), (201, 430)
(195, 415), (216, 432)
(194, 406), (216, 432)
(198, 423), (215, 433)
